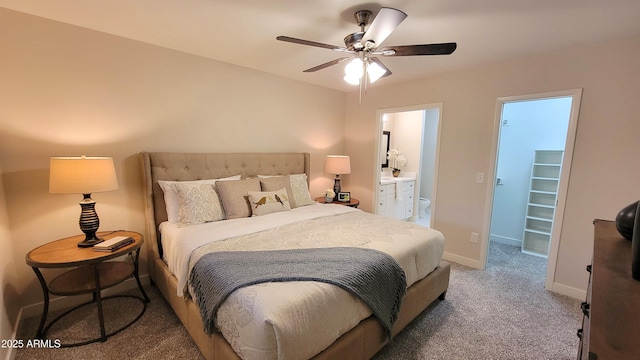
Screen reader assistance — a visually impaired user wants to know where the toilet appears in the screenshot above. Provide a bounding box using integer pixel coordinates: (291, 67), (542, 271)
(418, 198), (431, 218)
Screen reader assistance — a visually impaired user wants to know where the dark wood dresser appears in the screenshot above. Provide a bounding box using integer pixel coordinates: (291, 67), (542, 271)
(578, 219), (640, 359)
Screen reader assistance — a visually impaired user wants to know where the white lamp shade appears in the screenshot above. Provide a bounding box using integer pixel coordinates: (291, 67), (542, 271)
(344, 58), (364, 78)
(324, 155), (351, 175)
(343, 74), (361, 85)
(367, 61), (387, 83)
(49, 156), (119, 194)
(343, 57), (389, 85)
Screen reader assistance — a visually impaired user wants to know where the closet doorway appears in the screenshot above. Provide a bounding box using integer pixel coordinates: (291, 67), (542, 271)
(375, 103), (442, 227)
(482, 89), (582, 291)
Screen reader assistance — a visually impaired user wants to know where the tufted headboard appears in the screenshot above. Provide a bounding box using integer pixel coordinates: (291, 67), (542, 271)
(140, 152), (310, 260)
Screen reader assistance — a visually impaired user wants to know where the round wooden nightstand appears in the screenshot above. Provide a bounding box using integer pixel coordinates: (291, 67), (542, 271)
(26, 230), (149, 347)
(315, 197), (360, 208)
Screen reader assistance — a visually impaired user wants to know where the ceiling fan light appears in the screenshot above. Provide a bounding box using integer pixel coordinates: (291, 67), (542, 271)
(343, 74), (361, 85)
(344, 58), (364, 78)
(367, 61), (386, 83)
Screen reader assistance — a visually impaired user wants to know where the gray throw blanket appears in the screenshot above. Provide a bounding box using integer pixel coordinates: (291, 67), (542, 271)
(189, 247), (406, 338)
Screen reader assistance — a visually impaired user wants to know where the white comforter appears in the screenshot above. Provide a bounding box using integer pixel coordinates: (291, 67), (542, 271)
(160, 204), (444, 360)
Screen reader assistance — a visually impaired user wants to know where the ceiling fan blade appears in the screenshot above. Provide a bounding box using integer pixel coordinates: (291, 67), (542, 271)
(380, 43), (457, 56)
(361, 7), (407, 49)
(277, 36), (347, 51)
(303, 57), (351, 72)
(369, 57), (392, 78)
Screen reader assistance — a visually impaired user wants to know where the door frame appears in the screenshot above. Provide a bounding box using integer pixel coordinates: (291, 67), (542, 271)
(480, 89), (582, 292)
(374, 102), (443, 226)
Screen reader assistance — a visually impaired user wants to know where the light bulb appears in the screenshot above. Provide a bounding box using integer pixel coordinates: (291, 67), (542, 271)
(344, 58), (364, 83)
(343, 74), (361, 85)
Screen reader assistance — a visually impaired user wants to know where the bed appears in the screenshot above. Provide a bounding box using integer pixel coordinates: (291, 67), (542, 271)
(140, 152), (450, 360)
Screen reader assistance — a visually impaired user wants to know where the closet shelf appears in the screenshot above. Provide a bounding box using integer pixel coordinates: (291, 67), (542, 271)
(522, 150), (563, 257)
(531, 176), (560, 181)
(527, 203), (555, 209)
(524, 228), (552, 236)
(529, 189), (557, 195)
(526, 215), (553, 222)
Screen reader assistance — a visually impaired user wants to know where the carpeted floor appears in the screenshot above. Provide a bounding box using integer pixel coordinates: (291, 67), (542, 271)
(15, 242), (581, 359)
(15, 287), (203, 360)
(373, 242), (581, 360)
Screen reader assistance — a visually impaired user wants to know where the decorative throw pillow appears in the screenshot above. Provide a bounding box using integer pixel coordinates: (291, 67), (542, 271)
(172, 183), (225, 226)
(259, 175), (298, 208)
(158, 175), (240, 223)
(216, 178), (261, 219)
(289, 173), (314, 207)
(247, 188), (291, 216)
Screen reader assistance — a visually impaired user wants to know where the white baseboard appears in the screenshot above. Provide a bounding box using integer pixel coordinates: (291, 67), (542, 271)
(489, 234), (522, 247)
(548, 281), (586, 300)
(7, 274), (150, 360)
(443, 251), (483, 269)
(444, 251), (585, 300)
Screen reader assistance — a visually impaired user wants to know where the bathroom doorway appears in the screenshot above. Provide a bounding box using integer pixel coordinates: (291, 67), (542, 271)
(376, 103), (442, 227)
(482, 89), (582, 291)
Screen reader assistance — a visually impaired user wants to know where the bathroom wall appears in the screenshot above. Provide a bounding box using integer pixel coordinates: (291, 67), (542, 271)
(420, 109), (439, 200)
(385, 111), (423, 175)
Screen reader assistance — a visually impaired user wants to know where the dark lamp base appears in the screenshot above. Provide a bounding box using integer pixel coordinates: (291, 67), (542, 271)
(77, 233), (104, 248)
(77, 194), (104, 247)
(333, 176), (342, 201)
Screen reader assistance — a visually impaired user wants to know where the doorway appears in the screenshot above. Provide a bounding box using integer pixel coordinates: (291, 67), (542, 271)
(375, 103), (442, 227)
(482, 89), (582, 291)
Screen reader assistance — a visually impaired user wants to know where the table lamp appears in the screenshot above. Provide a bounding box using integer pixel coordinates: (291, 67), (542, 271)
(324, 155), (351, 201)
(49, 156), (119, 247)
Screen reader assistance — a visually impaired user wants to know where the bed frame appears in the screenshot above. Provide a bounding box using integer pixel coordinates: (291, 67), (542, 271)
(140, 151), (450, 359)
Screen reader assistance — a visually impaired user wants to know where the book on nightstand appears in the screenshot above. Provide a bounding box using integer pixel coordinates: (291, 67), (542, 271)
(93, 236), (134, 252)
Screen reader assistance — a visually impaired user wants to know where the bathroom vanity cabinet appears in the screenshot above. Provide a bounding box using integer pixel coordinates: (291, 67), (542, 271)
(377, 179), (415, 220)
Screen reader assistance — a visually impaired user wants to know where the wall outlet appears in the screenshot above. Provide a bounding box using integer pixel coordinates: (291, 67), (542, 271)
(470, 232), (479, 243)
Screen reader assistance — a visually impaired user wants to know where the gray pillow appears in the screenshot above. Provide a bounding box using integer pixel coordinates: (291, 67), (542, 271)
(259, 175), (297, 208)
(216, 178), (261, 219)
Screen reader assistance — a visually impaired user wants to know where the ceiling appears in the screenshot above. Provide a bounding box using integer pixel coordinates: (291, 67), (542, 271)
(2, 0), (640, 91)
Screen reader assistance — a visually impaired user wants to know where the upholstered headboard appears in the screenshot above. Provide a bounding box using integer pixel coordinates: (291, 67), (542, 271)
(140, 152), (310, 261)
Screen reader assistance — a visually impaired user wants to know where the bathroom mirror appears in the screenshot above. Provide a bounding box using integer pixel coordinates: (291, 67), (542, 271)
(381, 131), (390, 168)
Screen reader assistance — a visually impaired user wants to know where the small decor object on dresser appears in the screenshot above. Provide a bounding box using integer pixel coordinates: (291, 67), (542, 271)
(632, 201), (640, 280)
(338, 192), (351, 202)
(616, 200), (639, 240)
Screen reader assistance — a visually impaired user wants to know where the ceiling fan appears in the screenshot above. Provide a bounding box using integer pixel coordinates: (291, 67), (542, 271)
(277, 7), (457, 87)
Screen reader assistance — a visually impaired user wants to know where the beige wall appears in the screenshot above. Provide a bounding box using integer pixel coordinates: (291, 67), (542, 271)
(345, 34), (640, 296)
(0, 8), (346, 315)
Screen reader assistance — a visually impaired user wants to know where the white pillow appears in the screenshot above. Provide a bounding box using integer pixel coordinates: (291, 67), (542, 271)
(289, 173), (314, 207)
(247, 188), (291, 216)
(158, 175), (240, 223)
(258, 173), (314, 207)
(173, 183), (225, 226)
